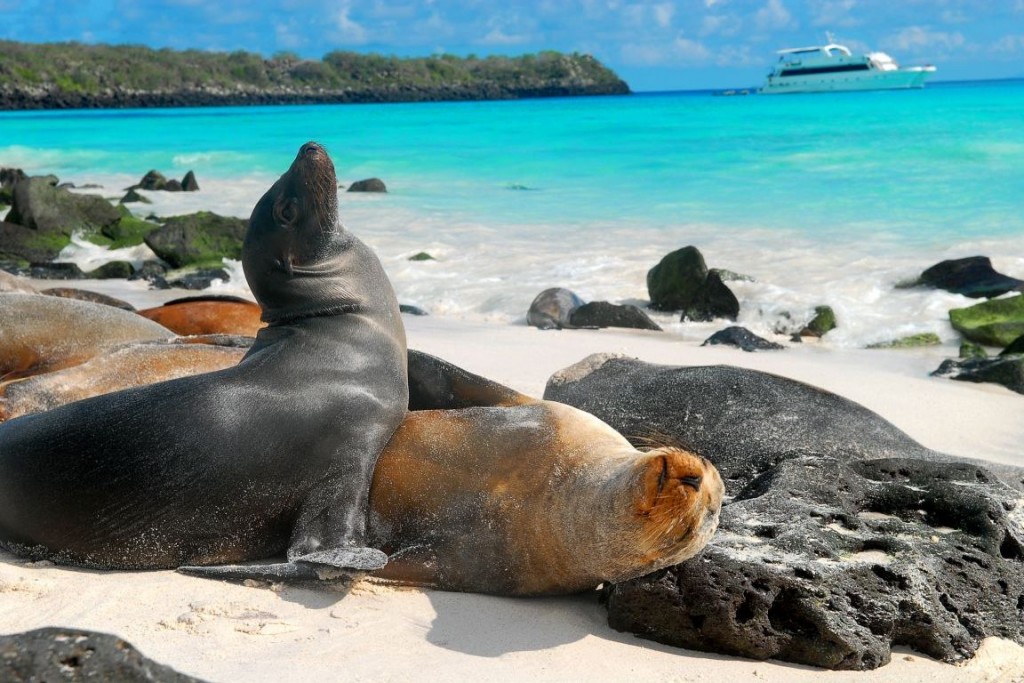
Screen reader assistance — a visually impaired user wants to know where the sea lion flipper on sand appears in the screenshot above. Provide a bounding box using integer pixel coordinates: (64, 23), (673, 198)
(179, 547), (387, 583)
(407, 349), (534, 410)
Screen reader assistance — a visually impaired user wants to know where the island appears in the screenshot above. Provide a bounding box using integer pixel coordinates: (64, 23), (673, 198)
(0, 41), (630, 109)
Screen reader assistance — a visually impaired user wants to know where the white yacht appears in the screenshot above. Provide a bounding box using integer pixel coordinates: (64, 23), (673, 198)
(759, 35), (935, 94)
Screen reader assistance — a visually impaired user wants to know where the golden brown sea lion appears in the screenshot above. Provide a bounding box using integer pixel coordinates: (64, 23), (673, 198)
(0, 294), (175, 380)
(136, 296), (264, 336)
(0, 340), (247, 422)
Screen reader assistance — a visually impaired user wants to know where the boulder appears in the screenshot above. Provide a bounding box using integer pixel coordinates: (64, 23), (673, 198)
(24, 262), (86, 279)
(143, 212), (246, 269)
(1000, 334), (1024, 356)
(702, 326), (783, 352)
(959, 342), (987, 359)
(164, 267), (231, 290)
(866, 332), (941, 349)
(0, 627), (203, 682)
(681, 269), (739, 322)
(164, 179), (183, 192)
(408, 252), (435, 261)
(917, 256), (1023, 299)
(2, 175), (121, 261)
(646, 245), (707, 312)
(130, 170), (168, 191)
(933, 355), (1024, 395)
(544, 355), (1024, 670)
(103, 208), (159, 248)
(181, 170), (200, 192)
(0, 167), (25, 205)
(87, 260), (135, 279)
(120, 188), (152, 204)
(799, 305), (836, 337)
(569, 301), (662, 331)
(949, 294), (1024, 347)
(128, 260), (170, 283)
(399, 303), (429, 316)
(347, 178), (387, 193)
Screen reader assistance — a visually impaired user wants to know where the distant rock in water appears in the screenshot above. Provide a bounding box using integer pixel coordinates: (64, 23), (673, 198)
(399, 304), (429, 316)
(915, 256), (1024, 299)
(408, 252), (435, 261)
(933, 355), (1024, 395)
(798, 305), (836, 338)
(0, 627), (204, 682)
(127, 169), (200, 193)
(568, 301), (662, 331)
(702, 326), (784, 352)
(527, 287), (584, 330)
(347, 178), (387, 193)
(120, 188), (152, 204)
(181, 170), (200, 192)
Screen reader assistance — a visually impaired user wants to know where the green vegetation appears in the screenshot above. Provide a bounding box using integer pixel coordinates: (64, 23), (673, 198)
(0, 41), (629, 109)
(867, 332), (942, 349)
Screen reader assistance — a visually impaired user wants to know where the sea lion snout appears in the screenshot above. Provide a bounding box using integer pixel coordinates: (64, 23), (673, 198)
(299, 141), (324, 157)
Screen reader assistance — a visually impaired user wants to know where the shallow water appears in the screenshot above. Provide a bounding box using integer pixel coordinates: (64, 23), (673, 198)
(2, 81), (1022, 347)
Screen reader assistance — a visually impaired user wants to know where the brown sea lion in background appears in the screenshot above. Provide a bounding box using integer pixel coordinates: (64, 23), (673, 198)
(137, 295), (264, 336)
(0, 142), (409, 582)
(0, 294), (175, 380)
(0, 271), (37, 294)
(0, 339), (248, 422)
(41, 287), (136, 311)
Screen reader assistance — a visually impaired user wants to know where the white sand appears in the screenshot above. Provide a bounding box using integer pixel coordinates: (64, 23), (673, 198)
(2, 298), (1024, 682)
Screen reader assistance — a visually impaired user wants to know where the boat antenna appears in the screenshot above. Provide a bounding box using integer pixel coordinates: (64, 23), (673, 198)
(825, 30), (835, 45)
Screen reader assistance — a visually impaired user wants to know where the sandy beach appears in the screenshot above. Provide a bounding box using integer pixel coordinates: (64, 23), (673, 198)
(2, 285), (1023, 682)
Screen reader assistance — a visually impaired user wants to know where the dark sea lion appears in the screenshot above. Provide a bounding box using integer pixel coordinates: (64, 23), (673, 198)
(137, 295), (264, 336)
(0, 142), (408, 581)
(0, 293), (174, 380)
(41, 287), (136, 311)
(526, 287), (585, 330)
(0, 339), (247, 422)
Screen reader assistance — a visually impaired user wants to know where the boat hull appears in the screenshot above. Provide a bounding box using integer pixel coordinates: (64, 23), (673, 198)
(759, 67), (934, 95)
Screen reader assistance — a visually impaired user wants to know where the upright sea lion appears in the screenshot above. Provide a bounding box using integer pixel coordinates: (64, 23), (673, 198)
(136, 295), (264, 336)
(0, 294), (174, 380)
(0, 142), (408, 581)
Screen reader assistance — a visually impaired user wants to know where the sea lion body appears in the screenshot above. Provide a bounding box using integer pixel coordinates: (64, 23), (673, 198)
(527, 287), (585, 330)
(137, 296), (264, 336)
(0, 340), (247, 422)
(0, 143), (408, 576)
(0, 294), (174, 380)
(370, 400), (723, 596)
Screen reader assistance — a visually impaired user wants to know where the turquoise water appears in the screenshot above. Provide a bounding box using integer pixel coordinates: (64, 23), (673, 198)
(2, 80), (1023, 244)
(2, 81), (1023, 345)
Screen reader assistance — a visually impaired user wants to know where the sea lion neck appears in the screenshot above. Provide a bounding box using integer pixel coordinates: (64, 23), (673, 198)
(242, 142), (355, 321)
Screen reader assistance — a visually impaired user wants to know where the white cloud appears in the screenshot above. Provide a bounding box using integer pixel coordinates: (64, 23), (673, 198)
(653, 3), (674, 28)
(809, 0), (860, 29)
(993, 34), (1024, 54)
(885, 26), (964, 53)
(620, 34), (711, 65)
(755, 0), (794, 31)
(700, 13), (742, 37)
(479, 28), (531, 45)
(705, 0), (726, 7)
(336, 5), (368, 44)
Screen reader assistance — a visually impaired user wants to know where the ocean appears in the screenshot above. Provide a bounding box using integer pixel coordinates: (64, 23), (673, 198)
(2, 80), (1023, 348)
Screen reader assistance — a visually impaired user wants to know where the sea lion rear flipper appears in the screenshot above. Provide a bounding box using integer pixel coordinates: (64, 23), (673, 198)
(408, 349), (536, 410)
(176, 547), (386, 584)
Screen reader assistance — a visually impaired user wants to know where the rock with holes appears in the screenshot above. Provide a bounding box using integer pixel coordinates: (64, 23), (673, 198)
(0, 627), (204, 681)
(544, 354), (1024, 670)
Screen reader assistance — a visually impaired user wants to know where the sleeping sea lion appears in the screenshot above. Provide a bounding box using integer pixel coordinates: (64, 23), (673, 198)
(0, 294), (174, 380)
(0, 141), (408, 582)
(136, 296), (264, 336)
(527, 287), (585, 330)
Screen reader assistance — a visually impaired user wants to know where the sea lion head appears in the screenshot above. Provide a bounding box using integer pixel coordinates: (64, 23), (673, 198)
(243, 141), (353, 323)
(597, 445), (724, 585)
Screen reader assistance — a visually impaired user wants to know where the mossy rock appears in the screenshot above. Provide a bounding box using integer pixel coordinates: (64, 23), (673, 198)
(143, 211), (246, 269)
(647, 245), (708, 312)
(802, 305), (837, 337)
(959, 342), (988, 359)
(0, 220), (72, 262)
(87, 260), (135, 279)
(867, 332), (941, 349)
(949, 294), (1024, 347)
(103, 207), (159, 248)
(408, 251), (435, 261)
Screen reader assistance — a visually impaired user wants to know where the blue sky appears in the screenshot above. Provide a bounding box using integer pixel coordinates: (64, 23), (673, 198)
(1, 1), (1022, 90)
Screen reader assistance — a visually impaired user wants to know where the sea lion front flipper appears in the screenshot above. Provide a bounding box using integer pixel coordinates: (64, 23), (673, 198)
(176, 548), (386, 584)
(407, 349), (536, 410)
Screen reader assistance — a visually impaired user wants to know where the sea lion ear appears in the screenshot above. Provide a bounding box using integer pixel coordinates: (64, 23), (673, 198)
(407, 349), (536, 410)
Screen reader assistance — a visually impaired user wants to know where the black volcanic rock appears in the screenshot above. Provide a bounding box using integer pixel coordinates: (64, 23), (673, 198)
(681, 270), (739, 322)
(917, 256), (1024, 299)
(702, 326), (783, 352)
(347, 178), (387, 193)
(569, 301), (662, 331)
(933, 355), (1024, 395)
(0, 627), (204, 682)
(181, 171), (200, 191)
(646, 245), (708, 312)
(544, 355), (1024, 670)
